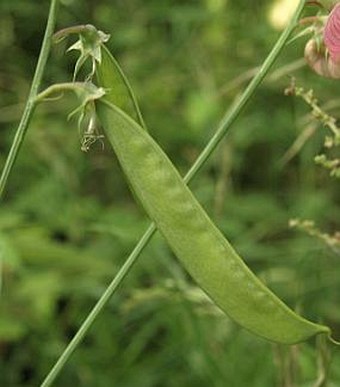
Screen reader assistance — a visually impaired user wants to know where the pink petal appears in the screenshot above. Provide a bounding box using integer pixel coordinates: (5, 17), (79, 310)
(305, 38), (340, 79)
(324, 4), (340, 62)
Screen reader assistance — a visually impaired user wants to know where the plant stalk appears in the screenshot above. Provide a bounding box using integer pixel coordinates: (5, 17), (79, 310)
(0, 0), (59, 199)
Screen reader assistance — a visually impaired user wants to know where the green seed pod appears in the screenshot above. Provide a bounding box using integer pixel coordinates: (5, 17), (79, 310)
(95, 44), (146, 129)
(96, 98), (331, 344)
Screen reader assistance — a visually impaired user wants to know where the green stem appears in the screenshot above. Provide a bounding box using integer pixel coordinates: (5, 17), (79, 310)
(35, 82), (95, 103)
(40, 1), (306, 385)
(0, 0), (59, 199)
(41, 225), (154, 387)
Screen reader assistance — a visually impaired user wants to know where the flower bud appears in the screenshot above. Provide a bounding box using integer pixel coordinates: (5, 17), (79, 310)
(305, 38), (340, 78)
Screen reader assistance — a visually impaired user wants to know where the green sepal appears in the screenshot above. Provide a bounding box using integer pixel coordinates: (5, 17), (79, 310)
(66, 25), (110, 80)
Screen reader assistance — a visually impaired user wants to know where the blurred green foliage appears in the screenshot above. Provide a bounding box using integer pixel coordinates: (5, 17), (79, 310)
(0, 0), (339, 386)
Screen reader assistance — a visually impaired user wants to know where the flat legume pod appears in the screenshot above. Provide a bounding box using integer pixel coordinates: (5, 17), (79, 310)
(96, 99), (330, 344)
(95, 44), (146, 129)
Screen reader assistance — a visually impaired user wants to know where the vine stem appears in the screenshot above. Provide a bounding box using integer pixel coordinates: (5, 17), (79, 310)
(39, 1), (307, 385)
(0, 0), (59, 199)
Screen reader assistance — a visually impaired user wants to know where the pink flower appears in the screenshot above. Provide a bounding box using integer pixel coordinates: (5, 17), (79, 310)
(324, 3), (340, 63)
(305, 38), (340, 78)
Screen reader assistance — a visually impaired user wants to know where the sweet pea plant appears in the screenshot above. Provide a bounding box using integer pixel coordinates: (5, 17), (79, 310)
(0, 1), (339, 386)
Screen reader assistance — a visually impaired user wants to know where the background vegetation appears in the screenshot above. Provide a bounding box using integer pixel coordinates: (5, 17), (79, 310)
(0, 0), (339, 385)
